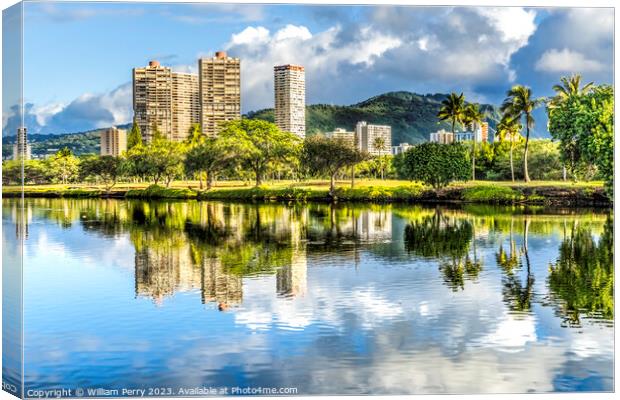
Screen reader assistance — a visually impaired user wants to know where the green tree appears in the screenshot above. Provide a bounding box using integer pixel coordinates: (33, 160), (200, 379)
(127, 118), (143, 149)
(186, 123), (205, 147)
(500, 85), (545, 182)
(49, 147), (80, 184)
(219, 119), (300, 187)
(495, 115), (523, 182)
(437, 92), (465, 135)
(125, 139), (185, 186)
(400, 142), (470, 188)
(462, 103), (485, 180)
(79, 155), (124, 193)
(300, 135), (368, 196)
(184, 138), (236, 190)
(548, 84), (613, 196)
(548, 216), (613, 324)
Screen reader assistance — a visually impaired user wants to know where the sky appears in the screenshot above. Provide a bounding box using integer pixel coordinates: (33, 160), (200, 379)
(2, 2), (614, 136)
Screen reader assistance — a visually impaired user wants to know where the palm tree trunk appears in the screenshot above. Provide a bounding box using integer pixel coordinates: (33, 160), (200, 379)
(510, 142), (515, 182)
(206, 173), (213, 190)
(350, 164), (355, 188)
(523, 122), (531, 183)
(330, 173), (336, 197)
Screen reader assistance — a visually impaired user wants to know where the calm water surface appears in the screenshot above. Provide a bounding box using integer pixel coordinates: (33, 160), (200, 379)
(3, 198), (613, 395)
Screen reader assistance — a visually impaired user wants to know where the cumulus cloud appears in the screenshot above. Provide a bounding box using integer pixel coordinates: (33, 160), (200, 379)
(535, 48), (604, 73)
(225, 23), (402, 111)
(40, 83), (132, 134)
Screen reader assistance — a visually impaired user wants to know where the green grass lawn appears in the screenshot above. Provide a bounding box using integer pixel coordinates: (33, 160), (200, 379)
(3, 178), (604, 193)
(3, 179), (608, 206)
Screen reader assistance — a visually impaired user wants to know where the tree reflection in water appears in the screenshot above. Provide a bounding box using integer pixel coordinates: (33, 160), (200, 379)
(548, 215), (613, 326)
(404, 210), (482, 291)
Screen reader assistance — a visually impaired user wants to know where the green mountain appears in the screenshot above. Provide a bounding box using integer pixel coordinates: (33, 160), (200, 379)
(246, 91), (501, 145)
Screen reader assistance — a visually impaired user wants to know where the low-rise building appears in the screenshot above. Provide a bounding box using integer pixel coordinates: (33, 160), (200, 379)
(326, 128), (355, 147)
(429, 129), (454, 144)
(100, 127), (127, 156)
(355, 121), (392, 156)
(391, 143), (412, 155)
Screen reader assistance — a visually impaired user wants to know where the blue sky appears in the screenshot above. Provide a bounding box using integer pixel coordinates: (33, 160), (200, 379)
(2, 2), (614, 136)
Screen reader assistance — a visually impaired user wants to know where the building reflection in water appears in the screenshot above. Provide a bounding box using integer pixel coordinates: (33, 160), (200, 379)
(277, 210), (307, 298)
(201, 257), (243, 311)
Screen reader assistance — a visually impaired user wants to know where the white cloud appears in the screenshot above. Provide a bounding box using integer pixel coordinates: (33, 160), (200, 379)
(32, 102), (65, 126)
(535, 48), (604, 73)
(225, 24), (402, 111)
(273, 24), (312, 42)
(476, 8), (536, 45)
(230, 26), (270, 46)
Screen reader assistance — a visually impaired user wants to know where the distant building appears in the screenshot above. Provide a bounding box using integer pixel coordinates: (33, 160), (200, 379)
(326, 128), (355, 147)
(12, 127), (31, 160)
(355, 121), (392, 156)
(100, 127), (127, 157)
(391, 143), (412, 155)
(199, 51), (241, 137)
(429, 129), (454, 144)
(133, 60), (173, 142)
(274, 64), (306, 138)
(480, 121), (489, 143)
(171, 72), (200, 142)
(455, 122), (490, 143)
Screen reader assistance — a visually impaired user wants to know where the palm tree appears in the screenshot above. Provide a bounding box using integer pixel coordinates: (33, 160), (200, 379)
(462, 103), (484, 181)
(373, 137), (388, 179)
(550, 74), (594, 106)
(437, 92), (465, 136)
(495, 115), (522, 182)
(500, 85), (544, 182)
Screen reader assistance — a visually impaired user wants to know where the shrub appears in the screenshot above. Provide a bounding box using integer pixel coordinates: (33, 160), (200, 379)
(399, 143), (470, 188)
(462, 185), (523, 203)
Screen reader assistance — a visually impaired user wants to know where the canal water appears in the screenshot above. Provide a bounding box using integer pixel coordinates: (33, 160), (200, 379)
(2, 198), (613, 394)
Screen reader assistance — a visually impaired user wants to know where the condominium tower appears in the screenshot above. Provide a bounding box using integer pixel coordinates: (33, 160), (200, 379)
(100, 127), (127, 157)
(132, 60), (173, 142)
(171, 72), (200, 141)
(274, 64), (306, 138)
(355, 121), (392, 156)
(12, 127), (31, 160)
(199, 51), (241, 137)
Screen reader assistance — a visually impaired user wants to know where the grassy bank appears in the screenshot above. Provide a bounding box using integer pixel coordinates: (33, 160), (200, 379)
(3, 179), (610, 206)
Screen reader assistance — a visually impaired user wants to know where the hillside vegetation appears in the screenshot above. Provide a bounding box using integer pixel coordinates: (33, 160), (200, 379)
(247, 91), (501, 145)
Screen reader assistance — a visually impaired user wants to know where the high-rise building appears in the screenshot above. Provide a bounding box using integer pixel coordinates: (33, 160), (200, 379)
(429, 129), (454, 144)
(199, 51), (241, 137)
(326, 128), (355, 147)
(171, 72), (200, 141)
(133, 60), (173, 142)
(274, 64), (306, 138)
(355, 121), (392, 156)
(100, 127), (127, 157)
(13, 127), (31, 160)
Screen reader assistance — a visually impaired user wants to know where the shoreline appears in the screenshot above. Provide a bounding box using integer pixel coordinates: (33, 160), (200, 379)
(2, 183), (611, 207)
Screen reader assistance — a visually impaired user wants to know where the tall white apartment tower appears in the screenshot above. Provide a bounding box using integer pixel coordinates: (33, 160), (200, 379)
(199, 51), (241, 137)
(274, 64), (306, 138)
(13, 127), (31, 160)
